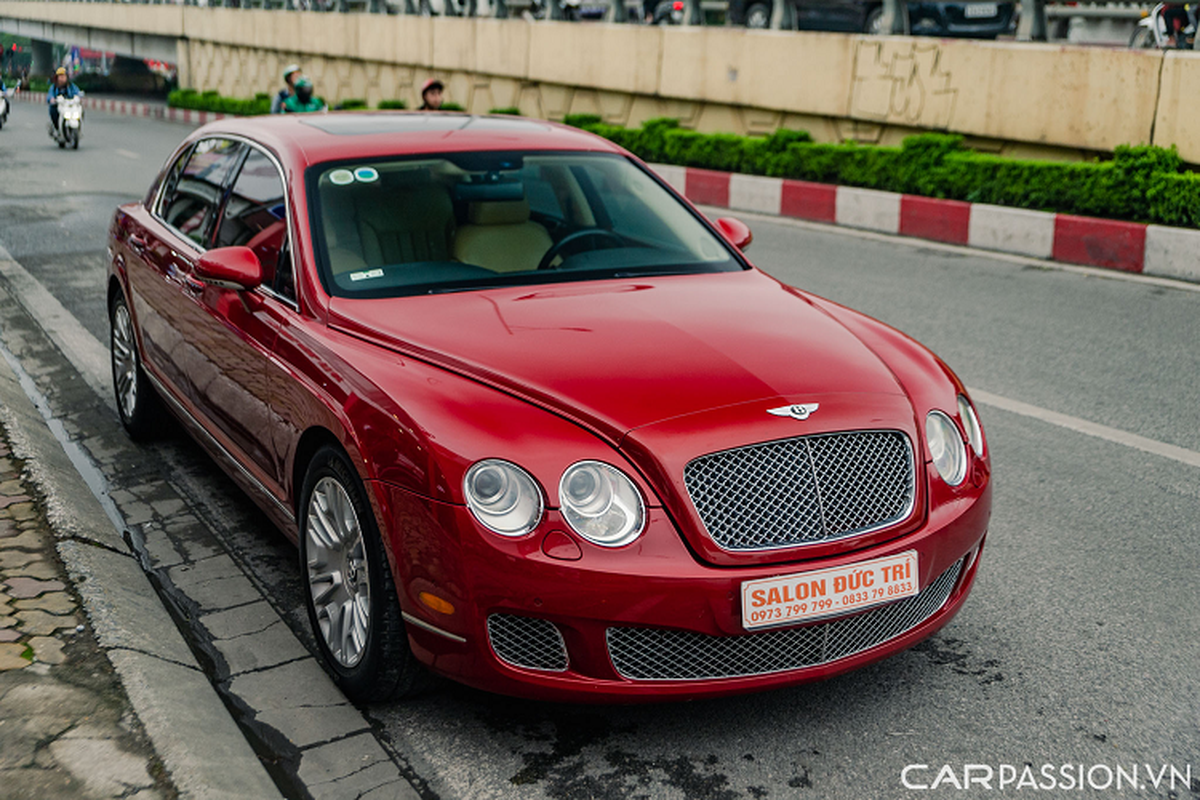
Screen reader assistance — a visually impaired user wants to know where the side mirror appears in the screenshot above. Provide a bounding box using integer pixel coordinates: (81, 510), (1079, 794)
(715, 217), (753, 251)
(196, 246), (263, 292)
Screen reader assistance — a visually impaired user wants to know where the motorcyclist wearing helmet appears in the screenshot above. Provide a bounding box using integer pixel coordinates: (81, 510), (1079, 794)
(282, 76), (325, 113)
(46, 68), (81, 131)
(419, 79), (444, 110)
(271, 64), (301, 114)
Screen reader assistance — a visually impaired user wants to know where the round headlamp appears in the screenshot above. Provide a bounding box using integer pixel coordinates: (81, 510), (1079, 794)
(926, 410), (967, 486)
(558, 461), (645, 547)
(464, 459), (543, 536)
(957, 394), (985, 458)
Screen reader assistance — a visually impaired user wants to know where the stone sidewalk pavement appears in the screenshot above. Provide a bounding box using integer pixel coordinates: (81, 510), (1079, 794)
(0, 432), (176, 799)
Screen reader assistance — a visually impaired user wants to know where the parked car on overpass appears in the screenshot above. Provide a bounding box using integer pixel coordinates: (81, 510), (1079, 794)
(727, 0), (1016, 36)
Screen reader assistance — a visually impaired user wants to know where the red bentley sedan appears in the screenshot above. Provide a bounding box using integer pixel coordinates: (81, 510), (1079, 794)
(108, 113), (991, 703)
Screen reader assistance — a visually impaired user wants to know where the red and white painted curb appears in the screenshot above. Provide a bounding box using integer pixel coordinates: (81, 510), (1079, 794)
(651, 164), (1200, 284)
(8, 89), (1197, 283)
(10, 89), (227, 126)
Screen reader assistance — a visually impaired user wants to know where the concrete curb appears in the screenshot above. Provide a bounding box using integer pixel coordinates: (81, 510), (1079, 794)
(648, 163), (1200, 283)
(0, 292), (283, 798)
(10, 89), (226, 126)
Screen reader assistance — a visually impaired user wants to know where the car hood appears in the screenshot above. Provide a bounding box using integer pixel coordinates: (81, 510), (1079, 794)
(327, 269), (909, 443)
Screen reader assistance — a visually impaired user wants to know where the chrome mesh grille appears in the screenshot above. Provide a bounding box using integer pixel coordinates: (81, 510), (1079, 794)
(487, 614), (568, 672)
(607, 559), (962, 681)
(683, 431), (915, 551)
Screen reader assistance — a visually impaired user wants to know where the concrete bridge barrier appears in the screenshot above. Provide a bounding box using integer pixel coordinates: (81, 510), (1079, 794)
(3, 1), (1200, 162)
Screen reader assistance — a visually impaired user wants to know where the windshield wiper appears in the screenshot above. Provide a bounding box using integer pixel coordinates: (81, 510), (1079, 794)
(612, 268), (700, 279)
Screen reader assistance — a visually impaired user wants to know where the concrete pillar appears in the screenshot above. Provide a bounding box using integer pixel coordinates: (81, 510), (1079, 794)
(1016, 0), (1049, 40)
(880, 0), (911, 34)
(30, 38), (54, 77)
(176, 39), (191, 91)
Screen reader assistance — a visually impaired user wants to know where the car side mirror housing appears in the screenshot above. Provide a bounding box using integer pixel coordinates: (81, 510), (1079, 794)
(196, 246), (263, 292)
(716, 217), (753, 251)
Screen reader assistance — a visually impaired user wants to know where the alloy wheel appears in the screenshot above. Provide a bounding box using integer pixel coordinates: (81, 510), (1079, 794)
(111, 301), (139, 423)
(305, 476), (372, 668)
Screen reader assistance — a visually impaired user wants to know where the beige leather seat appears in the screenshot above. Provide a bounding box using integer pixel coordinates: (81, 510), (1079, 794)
(453, 199), (552, 274)
(322, 179), (455, 276)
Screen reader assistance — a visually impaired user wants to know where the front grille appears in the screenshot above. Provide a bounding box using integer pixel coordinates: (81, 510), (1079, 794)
(683, 430), (915, 551)
(607, 559), (962, 681)
(487, 614), (568, 672)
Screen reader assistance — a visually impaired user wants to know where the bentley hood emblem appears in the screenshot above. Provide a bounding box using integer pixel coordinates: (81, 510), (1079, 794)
(768, 403), (820, 421)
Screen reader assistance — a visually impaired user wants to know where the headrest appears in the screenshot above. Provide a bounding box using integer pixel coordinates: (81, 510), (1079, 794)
(468, 199), (531, 226)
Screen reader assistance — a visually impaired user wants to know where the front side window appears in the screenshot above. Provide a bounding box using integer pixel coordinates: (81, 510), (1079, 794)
(160, 138), (243, 247)
(308, 151), (742, 299)
(215, 147), (294, 302)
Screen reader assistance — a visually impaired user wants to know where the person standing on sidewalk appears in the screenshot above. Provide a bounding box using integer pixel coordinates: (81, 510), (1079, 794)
(271, 64), (301, 114)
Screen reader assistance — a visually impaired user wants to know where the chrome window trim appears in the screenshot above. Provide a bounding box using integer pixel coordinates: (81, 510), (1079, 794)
(143, 368), (295, 525)
(151, 134), (300, 311)
(684, 429), (918, 554)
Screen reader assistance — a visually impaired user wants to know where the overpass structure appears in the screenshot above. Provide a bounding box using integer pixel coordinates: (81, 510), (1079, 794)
(2, 0), (1199, 163)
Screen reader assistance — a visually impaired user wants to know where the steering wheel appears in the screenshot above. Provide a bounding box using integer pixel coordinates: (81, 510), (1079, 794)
(537, 228), (625, 271)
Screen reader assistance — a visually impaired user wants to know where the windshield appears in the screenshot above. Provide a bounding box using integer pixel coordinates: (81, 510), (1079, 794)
(308, 151), (743, 298)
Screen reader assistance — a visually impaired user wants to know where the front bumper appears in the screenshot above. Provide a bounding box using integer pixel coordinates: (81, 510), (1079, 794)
(378, 470), (990, 703)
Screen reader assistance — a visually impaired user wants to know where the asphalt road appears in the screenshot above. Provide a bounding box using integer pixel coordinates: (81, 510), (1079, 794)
(1, 106), (1198, 800)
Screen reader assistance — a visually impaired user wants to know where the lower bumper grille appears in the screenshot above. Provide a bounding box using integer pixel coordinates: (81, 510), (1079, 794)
(606, 559), (963, 681)
(487, 613), (568, 672)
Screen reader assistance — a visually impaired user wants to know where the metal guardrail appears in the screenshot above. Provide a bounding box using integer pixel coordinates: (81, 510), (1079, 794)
(1, 0), (1153, 37)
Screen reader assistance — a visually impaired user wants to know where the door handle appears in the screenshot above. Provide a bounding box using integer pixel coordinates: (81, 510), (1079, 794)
(128, 234), (147, 252)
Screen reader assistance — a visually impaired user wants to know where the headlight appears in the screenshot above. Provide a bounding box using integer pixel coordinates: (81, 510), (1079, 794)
(957, 394), (985, 457)
(464, 459), (543, 536)
(925, 410), (967, 486)
(559, 461), (645, 547)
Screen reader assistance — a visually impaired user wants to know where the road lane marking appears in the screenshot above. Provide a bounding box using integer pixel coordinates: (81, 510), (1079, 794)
(116, 148), (141, 160)
(0, 242), (114, 412)
(712, 206), (1200, 296)
(2, 238), (1198, 472)
(969, 388), (1200, 470)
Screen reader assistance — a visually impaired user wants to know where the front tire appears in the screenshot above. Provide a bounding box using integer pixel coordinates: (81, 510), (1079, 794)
(299, 445), (425, 703)
(865, 5), (885, 33)
(1129, 25), (1156, 48)
(110, 292), (164, 440)
(744, 1), (770, 28)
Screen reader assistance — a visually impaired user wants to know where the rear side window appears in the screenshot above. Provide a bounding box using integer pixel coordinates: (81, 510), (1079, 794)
(214, 147), (294, 302)
(160, 138), (243, 247)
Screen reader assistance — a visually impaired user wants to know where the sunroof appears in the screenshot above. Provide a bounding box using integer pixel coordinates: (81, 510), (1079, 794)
(298, 113), (555, 136)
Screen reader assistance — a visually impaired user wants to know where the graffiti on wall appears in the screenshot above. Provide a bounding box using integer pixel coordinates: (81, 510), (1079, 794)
(850, 40), (957, 129)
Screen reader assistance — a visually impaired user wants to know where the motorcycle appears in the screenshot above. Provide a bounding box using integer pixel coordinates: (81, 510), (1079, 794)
(49, 95), (83, 150)
(0, 88), (10, 131)
(1131, 3), (1195, 48)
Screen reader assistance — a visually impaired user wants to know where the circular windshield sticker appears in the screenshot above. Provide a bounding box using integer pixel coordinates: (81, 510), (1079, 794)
(328, 169), (355, 186)
(354, 167), (380, 183)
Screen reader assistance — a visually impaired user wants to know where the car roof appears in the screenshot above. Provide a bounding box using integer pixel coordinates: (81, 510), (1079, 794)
(191, 112), (628, 168)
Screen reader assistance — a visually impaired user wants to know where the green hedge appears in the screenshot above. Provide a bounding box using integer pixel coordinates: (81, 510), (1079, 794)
(489, 106), (521, 115)
(338, 98), (368, 110)
(563, 116), (1200, 229)
(377, 99), (407, 110)
(169, 88), (272, 116)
